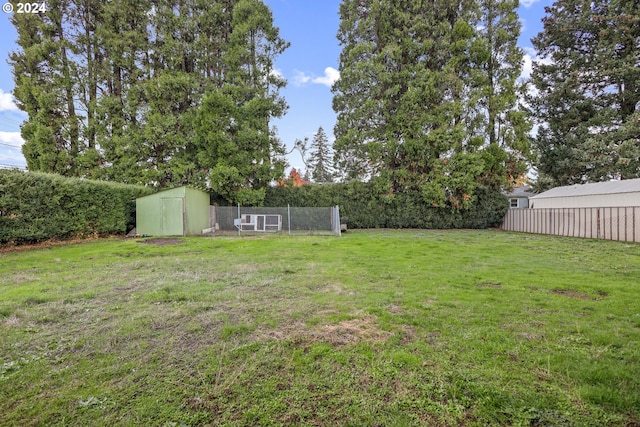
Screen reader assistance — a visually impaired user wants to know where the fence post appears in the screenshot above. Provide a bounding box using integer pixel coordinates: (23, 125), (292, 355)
(624, 207), (627, 242)
(609, 207), (613, 240)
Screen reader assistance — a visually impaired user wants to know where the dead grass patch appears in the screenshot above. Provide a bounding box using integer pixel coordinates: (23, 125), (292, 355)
(0, 236), (108, 252)
(2, 315), (21, 327)
(551, 289), (596, 300)
(255, 315), (392, 346)
(138, 238), (183, 246)
(321, 283), (355, 296)
(477, 282), (502, 289)
(312, 316), (391, 345)
(4, 272), (40, 285)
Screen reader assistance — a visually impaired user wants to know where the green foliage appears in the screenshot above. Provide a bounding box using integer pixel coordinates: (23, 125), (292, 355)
(9, 0), (289, 191)
(0, 170), (153, 245)
(307, 126), (334, 183)
(332, 0), (531, 204)
(468, 0), (533, 188)
(194, 85), (287, 205)
(264, 182), (508, 229)
(530, 0), (640, 186)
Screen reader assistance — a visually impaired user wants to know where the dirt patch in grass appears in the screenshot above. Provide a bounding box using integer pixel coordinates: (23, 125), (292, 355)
(551, 289), (596, 300)
(138, 238), (183, 246)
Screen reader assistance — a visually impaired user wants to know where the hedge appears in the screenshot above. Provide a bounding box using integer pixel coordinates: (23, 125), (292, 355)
(0, 170), (154, 245)
(264, 182), (508, 229)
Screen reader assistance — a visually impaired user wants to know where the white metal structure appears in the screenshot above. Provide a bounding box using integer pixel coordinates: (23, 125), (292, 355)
(221, 205), (341, 236)
(529, 178), (640, 209)
(234, 214), (282, 232)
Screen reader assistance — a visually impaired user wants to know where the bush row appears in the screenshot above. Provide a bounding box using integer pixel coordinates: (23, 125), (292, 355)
(264, 182), (508, 229)
(0, 170), (154, 245)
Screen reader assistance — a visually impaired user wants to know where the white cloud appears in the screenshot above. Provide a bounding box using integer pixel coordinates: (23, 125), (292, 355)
(0, 131), (26, 168)
(270, 68), (284, 80)
(520, 17), (527, 35)
(0, 89), (19, 112)
(521, 48), (535, 80)
(311, 67), (340, 87)
(292, 70), (311, 86)
(520, 0), (541, 7)
(0, 131), (24, 148)
(291, 67), (340, 88)
(0, 153), (23, 162)
(520, 47), (553, 81)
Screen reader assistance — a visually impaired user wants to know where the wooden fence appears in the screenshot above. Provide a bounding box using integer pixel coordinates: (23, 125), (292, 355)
(501, 207), (640, 242)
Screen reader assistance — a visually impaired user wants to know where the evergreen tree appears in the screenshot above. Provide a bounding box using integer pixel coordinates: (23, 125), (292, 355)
(467, 0), (532, 188)
(10, 0), (289, 195)
(93, 0), (159, 184)
(193, 0), (289, 204)
(308, 126), (334, 183)
(530, 0), (640, 185)
(11, 0), (87, 175)
(333, 0), (528, 207)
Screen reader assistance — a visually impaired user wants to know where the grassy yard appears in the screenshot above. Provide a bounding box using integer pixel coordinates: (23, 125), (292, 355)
(0, 230), (639, 426)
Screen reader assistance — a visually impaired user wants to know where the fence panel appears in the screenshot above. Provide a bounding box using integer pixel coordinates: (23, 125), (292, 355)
(501, 207), (640, 243)
(211, 205), (341, 236)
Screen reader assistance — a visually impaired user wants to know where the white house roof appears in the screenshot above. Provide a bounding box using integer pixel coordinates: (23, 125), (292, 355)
(530, 178), (640, 200)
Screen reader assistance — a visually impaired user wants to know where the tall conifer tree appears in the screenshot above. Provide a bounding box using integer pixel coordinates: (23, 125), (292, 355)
(308, 126), (334, 183)
(530, 0), (640, 186)
(467, 0), (531, 188)
(193, 0), (289, 204)
(11, 0), (86, 175)
(333, 0), (529, 207)
(10, 0), (288, 195)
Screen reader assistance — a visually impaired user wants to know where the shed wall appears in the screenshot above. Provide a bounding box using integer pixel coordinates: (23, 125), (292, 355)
(136, 187), (209, 236)
(184, 187), (210, 235)
(136, 194), (163, 236)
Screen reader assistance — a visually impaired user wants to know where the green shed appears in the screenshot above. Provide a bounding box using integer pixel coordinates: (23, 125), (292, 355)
(136, 186), (210, 236)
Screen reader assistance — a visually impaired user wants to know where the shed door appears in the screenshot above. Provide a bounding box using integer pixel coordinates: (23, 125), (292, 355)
(162, 197), (185, 236)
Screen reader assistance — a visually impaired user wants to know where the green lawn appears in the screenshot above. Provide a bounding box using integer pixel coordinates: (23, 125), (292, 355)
(1, 230), (639, 426)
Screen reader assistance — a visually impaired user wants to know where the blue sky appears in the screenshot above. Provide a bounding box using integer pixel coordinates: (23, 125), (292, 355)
(0, 0), (549, 172)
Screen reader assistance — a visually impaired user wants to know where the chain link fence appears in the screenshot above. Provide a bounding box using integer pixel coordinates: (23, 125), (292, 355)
(209, 205), (342, 236)
(501, 207), (640, 242)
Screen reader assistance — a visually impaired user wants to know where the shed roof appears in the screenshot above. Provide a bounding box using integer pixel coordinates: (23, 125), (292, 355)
(135, 185), (209, 200)
(529, 178), (640, 200)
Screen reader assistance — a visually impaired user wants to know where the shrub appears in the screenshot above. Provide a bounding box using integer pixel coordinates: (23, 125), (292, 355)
(264, 181), (508, 229)
(0, 170), (154, 245)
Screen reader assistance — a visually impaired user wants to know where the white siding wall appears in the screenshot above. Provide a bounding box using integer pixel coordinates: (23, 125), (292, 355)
(530, 192), (640, 209)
